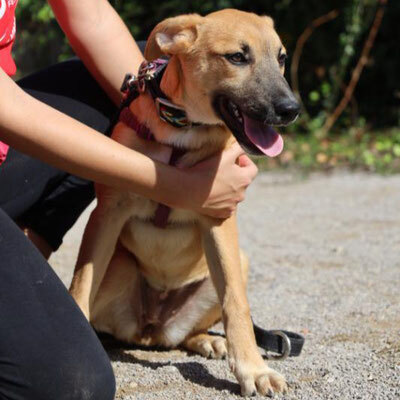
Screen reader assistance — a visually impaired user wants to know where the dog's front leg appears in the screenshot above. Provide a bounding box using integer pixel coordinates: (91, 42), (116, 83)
(69, 194), (132, 320)
(202, 215), (287, 396)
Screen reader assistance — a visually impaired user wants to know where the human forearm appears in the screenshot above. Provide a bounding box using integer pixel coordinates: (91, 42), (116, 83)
(0, 69), (186, 206)
(49, 0), (144, 104)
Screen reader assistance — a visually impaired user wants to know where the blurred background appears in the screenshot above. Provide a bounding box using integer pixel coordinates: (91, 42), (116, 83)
(14, 0), (399, 172)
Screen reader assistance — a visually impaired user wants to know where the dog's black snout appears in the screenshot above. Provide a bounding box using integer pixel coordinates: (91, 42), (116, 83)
(274, 98), (300, 123)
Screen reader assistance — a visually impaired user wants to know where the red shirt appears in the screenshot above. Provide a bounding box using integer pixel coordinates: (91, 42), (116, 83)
(0, 0), (18, 164)
(0, 0), (18, 75)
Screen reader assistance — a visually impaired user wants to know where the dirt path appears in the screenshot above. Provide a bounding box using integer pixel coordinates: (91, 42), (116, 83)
(49, 171), (400, 400)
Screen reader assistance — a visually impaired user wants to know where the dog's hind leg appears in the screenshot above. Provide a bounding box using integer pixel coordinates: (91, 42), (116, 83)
(91, 245), (142, 343)
(183, 330), (227, 359)
(69, 189), (133, 320)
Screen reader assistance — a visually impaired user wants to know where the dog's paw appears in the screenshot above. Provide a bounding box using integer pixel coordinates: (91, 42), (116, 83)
(183, 334), (228, 359)
(231, 359), (287, 397)
(203, 336), (228, 359)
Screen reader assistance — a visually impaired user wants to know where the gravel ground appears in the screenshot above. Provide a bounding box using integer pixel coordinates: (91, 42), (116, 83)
(49, 171), (400, 400)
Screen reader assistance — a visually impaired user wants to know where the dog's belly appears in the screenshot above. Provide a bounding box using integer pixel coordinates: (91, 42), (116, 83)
(119, 198), (209, 290)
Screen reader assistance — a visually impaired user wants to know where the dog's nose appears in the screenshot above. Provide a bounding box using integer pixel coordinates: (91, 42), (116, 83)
(274, 98), (300, 123)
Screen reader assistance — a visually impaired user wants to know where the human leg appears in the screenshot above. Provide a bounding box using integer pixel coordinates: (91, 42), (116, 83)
(0, 208), (115, 400)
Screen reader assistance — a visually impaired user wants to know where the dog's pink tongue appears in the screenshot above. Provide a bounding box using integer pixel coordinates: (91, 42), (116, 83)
(243, 115), (283, 157)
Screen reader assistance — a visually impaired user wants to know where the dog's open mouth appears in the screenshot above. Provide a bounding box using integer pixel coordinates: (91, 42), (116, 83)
(214, 96), (283, 157)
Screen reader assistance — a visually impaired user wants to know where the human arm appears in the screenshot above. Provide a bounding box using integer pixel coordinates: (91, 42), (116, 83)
(0, 69), (256, 218)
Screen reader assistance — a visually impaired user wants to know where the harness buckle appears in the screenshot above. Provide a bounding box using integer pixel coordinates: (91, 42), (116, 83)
(138, 61), (157, 93)
(138, 71), (154, 92)
(120, 73), (137, 93)
(264, 330), (291, 361)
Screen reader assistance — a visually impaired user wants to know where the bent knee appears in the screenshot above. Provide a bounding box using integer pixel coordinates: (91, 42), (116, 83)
(59, 353), (116, 400)
(66, 357), (116, 400)
(29, 349), (115, 400)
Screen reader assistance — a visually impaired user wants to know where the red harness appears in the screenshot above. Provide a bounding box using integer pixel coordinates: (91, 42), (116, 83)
(117, 60), (189, 228)
(119, 107), (186, 228)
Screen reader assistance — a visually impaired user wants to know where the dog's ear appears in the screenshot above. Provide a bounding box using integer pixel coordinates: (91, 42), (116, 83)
(145, 14), (204, 60)
(262, 15), (274, 28)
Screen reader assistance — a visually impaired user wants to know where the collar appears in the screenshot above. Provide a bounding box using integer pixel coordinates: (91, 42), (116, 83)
(120, 57), (199, 129)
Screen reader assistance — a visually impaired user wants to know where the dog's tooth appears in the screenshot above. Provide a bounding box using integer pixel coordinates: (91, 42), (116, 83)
(229, 101), (243, 122)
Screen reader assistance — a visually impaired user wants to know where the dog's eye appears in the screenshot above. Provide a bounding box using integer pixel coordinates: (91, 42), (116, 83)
(226, 52), (248, 65)
(278, 53), (287, 67)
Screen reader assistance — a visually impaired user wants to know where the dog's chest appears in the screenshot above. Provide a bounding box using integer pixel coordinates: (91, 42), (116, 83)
(118, 195), (208, 288)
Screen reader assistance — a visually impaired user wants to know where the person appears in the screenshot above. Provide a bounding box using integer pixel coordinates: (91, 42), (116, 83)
(0, 0), (258, 399)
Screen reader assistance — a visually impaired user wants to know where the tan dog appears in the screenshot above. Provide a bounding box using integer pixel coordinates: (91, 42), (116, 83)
(70, 9), (299, 397)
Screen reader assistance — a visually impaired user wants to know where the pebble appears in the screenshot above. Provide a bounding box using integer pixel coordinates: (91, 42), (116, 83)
(50, 172), (400, 400)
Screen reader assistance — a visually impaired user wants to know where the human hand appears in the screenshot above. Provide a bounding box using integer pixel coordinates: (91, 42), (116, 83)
(181, 143), (258, 218)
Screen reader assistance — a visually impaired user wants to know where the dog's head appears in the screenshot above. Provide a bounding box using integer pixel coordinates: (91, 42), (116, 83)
(145, 9), (300, 156)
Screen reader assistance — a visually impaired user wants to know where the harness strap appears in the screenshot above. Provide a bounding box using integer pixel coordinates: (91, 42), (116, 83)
(152, 146), (186, 228)
(119, 107), (155, 141)
(119, 106), (185, 228)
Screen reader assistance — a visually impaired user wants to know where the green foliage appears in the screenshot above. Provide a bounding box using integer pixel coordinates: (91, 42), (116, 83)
(255, 128), (400, 174)
(12, 0), (400, 171)
(14, 0), (398, 131)
(14, 0), (71, 75)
